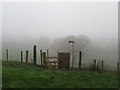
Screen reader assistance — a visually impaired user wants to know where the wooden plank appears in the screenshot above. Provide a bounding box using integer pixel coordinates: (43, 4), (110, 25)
(46, 61), (58, 63)
(46, 57), (58, 59)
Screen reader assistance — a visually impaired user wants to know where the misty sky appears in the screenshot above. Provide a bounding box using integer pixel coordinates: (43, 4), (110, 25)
(0, 2), (118, 70)
(2, 2), (118, 42)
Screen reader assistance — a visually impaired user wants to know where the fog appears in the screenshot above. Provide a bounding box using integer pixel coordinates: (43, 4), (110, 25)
(2, 2), (118, 71)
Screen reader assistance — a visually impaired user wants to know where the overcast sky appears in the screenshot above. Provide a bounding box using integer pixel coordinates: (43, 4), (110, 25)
(2, 2), (118, 42)
(0, 1), (118, 70)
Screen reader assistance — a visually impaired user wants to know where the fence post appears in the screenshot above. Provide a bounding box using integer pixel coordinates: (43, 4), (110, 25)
(21, 51), (23, 63)
(46, 49), (49, 68)
(102, 60), (104, 70)
(93, 59), (96, 71)
(47, 49), (49, 61)
(6, 49), (8, 61)
(26, 50), (28, 63)
(43, 52), (46, 68)
(33, 45), (37, 65)
(40, 50), (43, 66)
(79, 51), (82, 69)
(117, 63), (119, 74)
(117, 62), (120, 89)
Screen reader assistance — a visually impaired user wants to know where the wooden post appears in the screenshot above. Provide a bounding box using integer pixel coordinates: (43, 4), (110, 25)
(6, 49), (8, 61)
(43, 52), (46, 68)
(79, 51), (82, 69)
(50, 62), (51, 68)
(102, 60), (104, 70)
(26, 50), (28, 63)
(47, 49), (49, 61)
(21, 51), (23, 63)
(93, 59), (96, 71)
(46, 49), (49, 68)
(117, 63), (119, 74)
(33, 45), (37, 65)
(40, 50), (43, 66)
(57, 50), (59, 68)
(117, 62), (120, 89)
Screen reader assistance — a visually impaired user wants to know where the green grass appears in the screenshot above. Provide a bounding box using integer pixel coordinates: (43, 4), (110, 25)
(2, 61), (118, 88)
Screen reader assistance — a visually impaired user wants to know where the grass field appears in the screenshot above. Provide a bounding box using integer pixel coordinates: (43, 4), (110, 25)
(2, 61), (118, 88)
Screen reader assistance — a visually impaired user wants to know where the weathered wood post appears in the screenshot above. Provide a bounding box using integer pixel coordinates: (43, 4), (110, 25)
(40, 50), (43, 66)
(93, 59), (96, 71)
(117, 62), (119, 74)
(43, 52), (46, 68)
(26, 50), (28, 63)
(6, 49), (8, 61)
(47, 49), (49, 60)
(79, 51), (82, 69)
(57, 50), (59, 68)
(46, 49), (49, 68)
(117, 62), (120, 89)
(21, 51), (23, 63)
(33, 45), (37, 65)
(102, 60), (104, 70)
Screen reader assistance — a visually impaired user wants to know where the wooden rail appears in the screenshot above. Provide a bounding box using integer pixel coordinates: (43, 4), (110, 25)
(46, 57), (58, 59)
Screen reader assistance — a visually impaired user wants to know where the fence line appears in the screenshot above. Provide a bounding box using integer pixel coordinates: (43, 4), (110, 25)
(3, 47), (118, 72)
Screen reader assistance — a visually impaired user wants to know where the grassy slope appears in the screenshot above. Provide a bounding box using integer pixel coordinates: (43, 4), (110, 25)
(2, 61), (118, 88)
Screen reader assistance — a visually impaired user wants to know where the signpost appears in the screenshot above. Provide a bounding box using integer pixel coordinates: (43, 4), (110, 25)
(69, 41), (75, 68)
